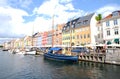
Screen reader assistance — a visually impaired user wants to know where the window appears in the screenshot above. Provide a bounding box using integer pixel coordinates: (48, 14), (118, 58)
(97, 27), (100, 31)
(107, 30), (110, 36)
(77, 35), (79, 39)
(73, 21), (76, 24)
(101, 27), (103, 31)
(114, 29), (119, 35)
(73, 36), (75, 39)
(64, 27), (66, 30)
(106, 21), (110, 26)
(80, 35), (82, 39)
(87, 34), (90, 38)
(72, 30), (75, 33)
(84, 34), (86, 38)
(113, 19), (118, 25)
(71, 24), (74, 28)
(83, 20), (88, 24)
(98, 34), (100, 38)
(77, 22), (81, 26)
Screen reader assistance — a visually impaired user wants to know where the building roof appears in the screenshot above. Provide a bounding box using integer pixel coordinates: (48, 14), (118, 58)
(102, 10), (120, 21)
(62, 13), (94, 32)
(75, 13), (94, 28)
(62, 17), (79, 32)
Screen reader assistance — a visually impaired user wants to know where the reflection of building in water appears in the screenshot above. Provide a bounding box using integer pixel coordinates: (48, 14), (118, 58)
(78, 62), (104, 79)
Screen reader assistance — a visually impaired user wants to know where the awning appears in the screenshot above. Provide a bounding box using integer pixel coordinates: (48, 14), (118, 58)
(114, 38), (119, 43)
(50, 47), (62, 51)
(107, 41), (111, 45)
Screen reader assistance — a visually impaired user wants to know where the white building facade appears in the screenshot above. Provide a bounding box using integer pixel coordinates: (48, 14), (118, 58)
(102, 10), (120, 44)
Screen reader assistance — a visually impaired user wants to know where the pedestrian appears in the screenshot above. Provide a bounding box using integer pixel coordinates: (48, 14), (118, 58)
(97, 48), (100, 53)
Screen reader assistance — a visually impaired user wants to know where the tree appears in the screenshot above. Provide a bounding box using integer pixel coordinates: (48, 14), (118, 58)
(95, 14), (102, 22)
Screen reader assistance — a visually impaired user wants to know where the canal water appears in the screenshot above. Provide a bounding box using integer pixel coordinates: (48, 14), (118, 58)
(0, 50), (120, 79)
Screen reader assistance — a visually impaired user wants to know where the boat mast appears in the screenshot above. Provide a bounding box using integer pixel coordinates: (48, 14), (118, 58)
(52, 15), (54, 47)
(32, 24), (34, 46)
(70, 20), (72, 52)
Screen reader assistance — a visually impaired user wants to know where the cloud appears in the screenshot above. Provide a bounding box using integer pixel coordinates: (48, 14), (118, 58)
(96, 4), (120, 17)
(0, 0), (86, 44)
(0, 6), (29, 37)
(33, 0), (85, 31)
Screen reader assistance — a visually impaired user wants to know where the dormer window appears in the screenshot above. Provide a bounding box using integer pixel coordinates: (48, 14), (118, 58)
(83, 20), (88, 24)
(73, 21), (76, 24)
(77, 22), (81, 25)
(112, 11), (119, 17)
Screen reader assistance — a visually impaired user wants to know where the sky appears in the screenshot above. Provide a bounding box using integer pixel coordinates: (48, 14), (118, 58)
(0, 0), (120, 44)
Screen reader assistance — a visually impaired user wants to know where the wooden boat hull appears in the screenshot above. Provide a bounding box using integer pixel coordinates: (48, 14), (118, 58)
(44, 53), (78, 62)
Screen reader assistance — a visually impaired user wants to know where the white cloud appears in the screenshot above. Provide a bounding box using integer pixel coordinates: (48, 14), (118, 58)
(0, 6), (29, 37)
(34, 0), (75, 16)
(33, 0), (85, 31)
(0, 0), (83, 44)
(33, 17), (52, 32)
(96, 4), (120, 17)
(33, 0), (58, 17)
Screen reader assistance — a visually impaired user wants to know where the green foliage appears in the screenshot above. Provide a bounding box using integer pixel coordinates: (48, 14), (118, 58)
(95, 14), (102, 21)
(81, 43), (85, 46)
(0, 45), (3, 48)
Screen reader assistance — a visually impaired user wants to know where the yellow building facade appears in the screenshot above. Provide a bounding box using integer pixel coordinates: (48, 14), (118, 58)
(62, 13), (97, 46)
(75, 26), (91, 45)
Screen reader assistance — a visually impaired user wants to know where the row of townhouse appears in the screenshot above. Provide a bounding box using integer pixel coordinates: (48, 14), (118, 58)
(3, 36), (32, 49)
(3, 10), (120, 49)
(3, 23), (64, 49)
(62, 10), (120, 46)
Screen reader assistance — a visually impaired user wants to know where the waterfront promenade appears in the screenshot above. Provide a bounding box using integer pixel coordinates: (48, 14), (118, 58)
(78, 48), (120, 65)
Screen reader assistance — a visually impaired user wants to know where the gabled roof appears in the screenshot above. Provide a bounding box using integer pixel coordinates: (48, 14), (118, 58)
(75, 13), (94, 28)
(103, 14), (112, 20)
(62, 13), (95, 32)
(102, 10), (120, 21)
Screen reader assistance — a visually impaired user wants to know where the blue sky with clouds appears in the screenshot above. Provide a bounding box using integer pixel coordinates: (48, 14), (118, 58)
(0, 0), (120, 44)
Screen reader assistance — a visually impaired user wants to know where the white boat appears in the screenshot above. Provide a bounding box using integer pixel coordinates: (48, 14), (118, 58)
(16, 51), (25, 55)
(24, 51), (36, 55)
